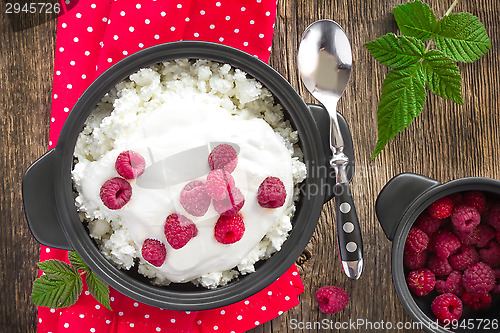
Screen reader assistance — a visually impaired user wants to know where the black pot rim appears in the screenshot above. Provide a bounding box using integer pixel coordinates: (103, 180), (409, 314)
(391, 177), (500, 333)
(50, 41), (328, 310)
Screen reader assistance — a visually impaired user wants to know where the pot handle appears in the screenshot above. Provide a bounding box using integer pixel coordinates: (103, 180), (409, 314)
(22, 148), (73, 250)
(307, 103), (355, 203)
(375, 173), (440, 241)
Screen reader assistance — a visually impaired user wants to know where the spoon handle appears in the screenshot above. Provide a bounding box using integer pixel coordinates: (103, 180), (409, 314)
(334, 182), (363, 280)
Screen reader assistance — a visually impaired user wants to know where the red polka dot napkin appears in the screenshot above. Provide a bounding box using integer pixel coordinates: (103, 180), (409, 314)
(37, 0), (305, 332)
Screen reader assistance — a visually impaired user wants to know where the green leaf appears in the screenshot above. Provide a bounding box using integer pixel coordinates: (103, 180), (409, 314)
(31, 274), (83, 309)
(393, 0), (437, 41)
(433, 12), (491, 62)
(86, 272), (112, 311)
(366, 34), (425, 68)
(38, 260), (79, 279)
(68, 251), (90, 272)
(373, 63), (427, 157)
(423, 49), (463, 104)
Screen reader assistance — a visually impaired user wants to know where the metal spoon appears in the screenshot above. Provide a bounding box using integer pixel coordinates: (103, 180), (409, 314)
(298, 19), (363, 280)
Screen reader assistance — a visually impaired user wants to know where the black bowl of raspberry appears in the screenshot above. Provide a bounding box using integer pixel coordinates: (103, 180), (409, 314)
(376, 173), (500, 333)
(22, 41), (356, 310)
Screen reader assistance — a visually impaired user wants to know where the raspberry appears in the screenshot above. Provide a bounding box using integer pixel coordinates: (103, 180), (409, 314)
(414, 213), (441, 236)
(404, 250), (427, 270)
(463, 262), (495, 295)
(435, 271), (463, 296)
(100, 177), (132, 210)
(179, 180), (211, 217)
(214, 214), (245, 244)
(141, 238), (166, 267)
(496, 230), (500, 243)
(463, 191), (487, 213)
(451, 205), (481, 233)
(430, 231), (461, 259)
(407, 268), (436, 296)
(461, 291), (492, 311)
(449, 246), (479, 271)
(479, 240), (500, 268)
(493, 269), (500, 294)
(164, 214), (198, 249)
(431, 293), (463, 323)
(427, 197), (454, 219)
(257, 176), (287, 209)
(208, 144), (238, 173)
(486, 205), (500, 230)
(213, 186), (245, 216)
(448, 192), (464, 205)
(115, 150), (146, 179)
(428, 255), (453, 276)
(404, 227), (429, 254)
(315, 286), (349, 314)
(205, 169), (235, 201)
(455, 224), (496, 248)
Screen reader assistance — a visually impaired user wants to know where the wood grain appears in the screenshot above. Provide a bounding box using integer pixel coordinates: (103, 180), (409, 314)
(1, 0), (499, 332)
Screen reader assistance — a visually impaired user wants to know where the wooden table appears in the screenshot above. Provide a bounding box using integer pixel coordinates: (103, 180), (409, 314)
(1, 0), (498, 331)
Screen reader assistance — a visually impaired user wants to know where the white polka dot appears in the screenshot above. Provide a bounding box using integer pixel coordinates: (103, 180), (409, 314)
(73, 37), (79, 42)
(99, 41), (104, 47)
(177, 4), (182, 8)
(61, 23), (67, 28)
(210, 24), (215, 29)
(70, 61), (75, 66)
(241, 6), (246, 11)
(76, 13), (81, 18)
(110, 297), (114, 302)
(278, 311), (283, 315)
(255, 321), (260, 325)
(113, 35), (119, 40)
(87, 27), (93, 32)
(243, 42), (248, 46)
(250, 20), (255, 24)
(197, 320), (202, 325)
(118, 312), (124, 316)
(64, 107), (70, 112)
(145, 19), (150, 24)
(85, 51), (90, 56)
(220, 310), (225, 315)
(170, 26), (176, 31)
(213, 326), (218, 330)
(259, 33), (264, 38)
(120, 11), (126, 16)
(136, 4), (141, 9)
(91, 3), (96, 8)
(123, 50), (128, 55)
(39, 318), (42, 323)
(102, 17), (108, 22)
(51, 117), (55, 122)
(265, 11), (271, 16)
(46, 246), (52, 252)
(171, 319), (176, 323)
(50, 309), (55, 313)
(194, 32), (199, 37)
(268, 291), (272, 295)
(106, 320), (111, 324)
(225, 16), (231, 21)
(129, 26), (134, 32)
(292, 271), (298, 276)
(156, 328), (161, 332)
(216, 1), (221, 6)
(64, 323), (69, 328)
(185, 17), (190, 22)
(67, 84), (72, 89)
(90, 329), (95, 333)
(185, 311), (190, 314)
(84, 290), (90, 296)
(79, 313), (84, 318)
(200, 10), (205, 15)
(262, 306), (267, 310)
(139, 43), (144, 48)
(219, 37), (224, 42)
(95, 305), (100, 310)
(133, 302), (139, 307)
(154, 34), (160, 39)
(48, 141), (52, 146)
(129, 323), (134, 328)
(244, 300), (249, 305)
(59, 47), (64, 52)
(161, 11), (166, 16)
(257, 0), (262, 2)
(285, 296), (290, 301)
(145, 314), (150, 318)
(56, 71), (61, 75)
(237, 315), (243, 320)
(107, 58), (112, 63)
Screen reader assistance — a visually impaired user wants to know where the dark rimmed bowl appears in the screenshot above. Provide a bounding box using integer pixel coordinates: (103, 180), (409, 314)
(376, 173), (500, 333)
(22, 41), (356, 310)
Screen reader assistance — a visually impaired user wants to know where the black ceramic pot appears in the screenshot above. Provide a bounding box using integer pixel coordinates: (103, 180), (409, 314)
(22, 41), (355, 311)
(376, 173), (500, 333)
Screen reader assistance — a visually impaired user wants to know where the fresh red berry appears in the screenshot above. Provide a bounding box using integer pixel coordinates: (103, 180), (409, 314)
(448, 192), (464, 205)
(461, 291), (492, 311)
(205, 169), (235, 201)
(428, 197), (454, 219)
(407, 268), (436, 296)
(431, 293), (463, 323)
(208, 144), (238, 173)
(257, 176), (287, 209)
(496, 230), (500, 243)
(435, 271), (463, 296)
(115, 150), (146, 179)
(479, 240), (500, 268)
(404, 250), (428, 270)
(164, 214), (198, 249)
(463, 191), (487, 213)
(455, 224), (496, 248)
(430, 231), (461, 259)
(428, 255), (453, 277)
(100, 177), (132, 210)
(493, 269), (500, 294)
(141, 238), (166, 267)
(214, 214), (245, 244)
(179, 180), (211, 217)
(315, 286), (349, 314)
(405, 227), (429, 254)
(463, 262), (495, 295)
(451, 205), (481, 233)
(414, 213), (441, 236)
(213, 186), (245, 216)
(449, 246), (480, 272)
(486, 205), (500, 230)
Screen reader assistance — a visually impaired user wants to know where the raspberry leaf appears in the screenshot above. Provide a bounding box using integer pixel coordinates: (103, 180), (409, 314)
(31, 274), (83, 309)
(38, 259), (79, 279)
(68, 251), (90, 272)
(423, 50), (463, 104)
(365, 34), (425, 68)
(86, 271), (112, 311)
(393, 1), (437, 41)
(373, 63), (426, 157)
(433, 13), (491, 62)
